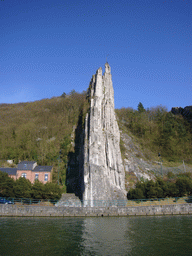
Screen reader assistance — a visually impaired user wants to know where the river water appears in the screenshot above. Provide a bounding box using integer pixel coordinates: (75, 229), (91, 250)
(0, 215), (192, 256)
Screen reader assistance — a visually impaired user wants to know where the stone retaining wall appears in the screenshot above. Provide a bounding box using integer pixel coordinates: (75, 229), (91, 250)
(0, 204), (192, 217)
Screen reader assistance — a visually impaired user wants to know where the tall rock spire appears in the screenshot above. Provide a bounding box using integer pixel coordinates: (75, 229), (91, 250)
(82, 63), (126, 206)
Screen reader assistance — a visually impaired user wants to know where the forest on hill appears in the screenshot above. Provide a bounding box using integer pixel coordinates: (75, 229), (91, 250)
(116, 103), (192, 164)
(0, 90), (88, 191)
(0, 92), (191, 192)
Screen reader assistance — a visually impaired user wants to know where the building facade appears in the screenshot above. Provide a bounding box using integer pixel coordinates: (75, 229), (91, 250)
(0, 161), (52, 184)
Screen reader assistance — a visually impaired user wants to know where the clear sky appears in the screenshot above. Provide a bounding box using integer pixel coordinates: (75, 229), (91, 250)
(0, 0), (191, 110)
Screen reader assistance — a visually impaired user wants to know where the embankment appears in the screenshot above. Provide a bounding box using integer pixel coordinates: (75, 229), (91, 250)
(0, 204), (192, 217)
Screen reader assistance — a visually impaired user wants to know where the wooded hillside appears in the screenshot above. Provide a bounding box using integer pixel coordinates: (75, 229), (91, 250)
(116, 104), (192, 164)
(0, 91), (88, 190)
(0, 94), (191, 190)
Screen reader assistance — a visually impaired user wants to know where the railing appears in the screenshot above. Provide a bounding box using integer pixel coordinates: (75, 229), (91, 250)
(0, 197), (59, 206)
(0, 196), (192, 207)
(126, 196), (192, 207)
(82, 197), (192, 207)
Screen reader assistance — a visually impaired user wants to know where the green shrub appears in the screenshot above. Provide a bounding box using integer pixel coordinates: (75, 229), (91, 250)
(127, 187), (145, 199)
(13, 177), (32, 198)
(0, 171), (62, 200)
(31, 180), (45, 199)
(44, 182), (62, 200)
(175, 177), (192, 197)
(127, 173), (192, 200)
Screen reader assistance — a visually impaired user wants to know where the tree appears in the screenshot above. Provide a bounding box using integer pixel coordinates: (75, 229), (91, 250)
(61, 92), (66, 98)
(0, 171), (15, 198)
(156, 178), (169, 197)
(31, 180), (45, 199)
(145, 180), (159, 199)
(13, 177), (32, 198)
(70, 89), (76, 96)
(127, 187), (145, 199)
(137, 102), (145, 113)
(167, 183), (179, 197)
(175, 177), (192, 197)
(44, 182), (62, 200)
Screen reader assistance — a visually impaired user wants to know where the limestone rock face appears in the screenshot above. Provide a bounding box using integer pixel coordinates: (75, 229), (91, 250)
(55, 194), (81, 207)
(82, 63), (126, 206)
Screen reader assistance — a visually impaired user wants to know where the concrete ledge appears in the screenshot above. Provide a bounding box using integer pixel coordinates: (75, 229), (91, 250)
(0, 204), (192, 217)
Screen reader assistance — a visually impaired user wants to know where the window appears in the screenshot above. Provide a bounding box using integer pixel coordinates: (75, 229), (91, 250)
(21, 173), (27, 178)
(24, 164), (27, 169)
(44, 174), (48, 182)
(35, 174), (39, 181)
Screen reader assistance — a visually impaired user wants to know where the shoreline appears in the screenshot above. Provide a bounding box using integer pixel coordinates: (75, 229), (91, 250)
(0, 203), (192, 217)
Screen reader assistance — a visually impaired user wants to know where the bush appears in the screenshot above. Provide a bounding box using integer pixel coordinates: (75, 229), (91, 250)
(44, 182), (62, 200)
(127, 187), (145, 200)
(0, 171), (63, 200)
(135, 181), (146, 194)
(127, 173), (192, 200)
(13, 177), (32, 198)
(156, 178), (169, 197)
(31, 180), (45, 199)
(175, 177), (192, 197)
(167, 183), (179, 197)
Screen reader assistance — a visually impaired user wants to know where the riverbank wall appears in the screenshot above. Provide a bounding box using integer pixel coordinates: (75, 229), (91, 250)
(0, 204), (192, 217)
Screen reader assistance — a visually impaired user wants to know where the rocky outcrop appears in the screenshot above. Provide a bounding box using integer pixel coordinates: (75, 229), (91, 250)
(55, 194), (81, 207)
(80, 63), (126, 206)
(120, 131), (192, 190)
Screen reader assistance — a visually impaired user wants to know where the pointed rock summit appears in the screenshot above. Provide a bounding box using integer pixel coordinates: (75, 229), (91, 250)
(82, 63), (126, 206)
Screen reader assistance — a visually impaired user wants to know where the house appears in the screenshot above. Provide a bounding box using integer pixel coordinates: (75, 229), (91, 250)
(0, 168), (17, 180)
(0, 161), (53, 184)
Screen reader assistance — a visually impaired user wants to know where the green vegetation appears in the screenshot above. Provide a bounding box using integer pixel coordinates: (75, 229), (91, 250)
(137, 102), (145, 113)
(0, 171), (62, 200)
(127, 172), (192, 200)
(0, 92), (191, 194)
(116, 104), (192, 164)
(0, 90), (87, 187)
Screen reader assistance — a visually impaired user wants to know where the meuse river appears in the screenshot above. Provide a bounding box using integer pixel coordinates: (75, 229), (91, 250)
(0, 215), (192, 255)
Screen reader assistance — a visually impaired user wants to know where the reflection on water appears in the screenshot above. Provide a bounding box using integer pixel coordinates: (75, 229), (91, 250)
(0, 216), (192, 256)
(81, 218), (131, 255)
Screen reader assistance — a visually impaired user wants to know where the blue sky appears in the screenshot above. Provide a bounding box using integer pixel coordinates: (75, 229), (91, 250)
(0, 0), (191, 110)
